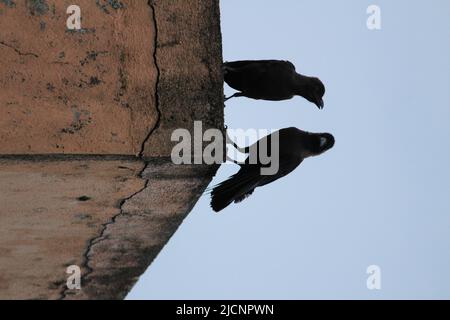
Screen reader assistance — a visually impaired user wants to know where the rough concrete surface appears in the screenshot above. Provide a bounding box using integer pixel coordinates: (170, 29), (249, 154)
(0, 157), (146, 300)
(0, 0), (158, 155)
(142, 0), (224, 157)
(64, 160), (218, 300)
(0, 0), (223, 300)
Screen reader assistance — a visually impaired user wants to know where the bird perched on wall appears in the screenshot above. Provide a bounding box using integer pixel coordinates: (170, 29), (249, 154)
(223, 60), (325, 109)
(210, 127), (335, 212)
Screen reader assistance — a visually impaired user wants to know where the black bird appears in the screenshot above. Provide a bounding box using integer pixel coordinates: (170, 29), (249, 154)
(211, 127), (335, 212)
(223, 60), (325, 109)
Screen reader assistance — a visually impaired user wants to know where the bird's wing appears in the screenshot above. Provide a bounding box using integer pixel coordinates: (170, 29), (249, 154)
(283, 60), (296, 71)
(211, 156), (303, 212)
(224, 60), (282, 69)
(210, 165), (262, 212)
(245, 130), (281, 163)
(224, 60), (294, 75)
(257, 158), (303, 187)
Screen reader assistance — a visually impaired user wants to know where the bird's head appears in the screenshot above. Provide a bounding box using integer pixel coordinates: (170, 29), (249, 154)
(306, 77), (325, 109)
(310, 133), (335, 155)
(295, 76), (325, 109)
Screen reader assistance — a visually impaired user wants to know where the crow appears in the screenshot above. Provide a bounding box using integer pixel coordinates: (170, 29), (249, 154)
(211, 127), (335, 212)
(223, 60), (325, 109)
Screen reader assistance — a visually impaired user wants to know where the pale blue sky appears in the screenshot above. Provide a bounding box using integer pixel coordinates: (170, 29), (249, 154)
(128, 0), (450, 299)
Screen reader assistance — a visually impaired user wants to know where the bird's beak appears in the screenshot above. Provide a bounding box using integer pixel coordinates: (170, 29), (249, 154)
(315, 97), (324, 110)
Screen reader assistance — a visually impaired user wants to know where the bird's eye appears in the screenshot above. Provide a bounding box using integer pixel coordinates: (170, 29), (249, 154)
(320, 137), (327, 147)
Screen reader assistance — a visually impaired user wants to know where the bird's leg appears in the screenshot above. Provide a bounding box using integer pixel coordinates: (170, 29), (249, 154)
(224, 94), (235, 101)
(226, 155), (242, 165)
(226, 131), (250, 154)
(224, 92), (244, 101)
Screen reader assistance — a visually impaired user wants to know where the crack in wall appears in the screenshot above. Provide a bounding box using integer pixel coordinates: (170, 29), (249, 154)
(138, 0), (161, 158)
(59, 161), (149, 300)
(59, 1), (161, 299)
(0, 41), (39, 58)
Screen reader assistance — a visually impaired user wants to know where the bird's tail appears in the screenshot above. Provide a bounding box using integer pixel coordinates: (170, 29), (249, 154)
(210, 171), (259, 212)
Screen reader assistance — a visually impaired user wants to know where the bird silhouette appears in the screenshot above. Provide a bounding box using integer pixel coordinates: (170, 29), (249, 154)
(211, 127), (335, 212)
(223, 60), (325, 109)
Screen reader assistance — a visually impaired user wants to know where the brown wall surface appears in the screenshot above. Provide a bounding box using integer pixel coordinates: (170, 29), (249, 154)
(0, 1), (158, 155)
(0, 0), (223, 299)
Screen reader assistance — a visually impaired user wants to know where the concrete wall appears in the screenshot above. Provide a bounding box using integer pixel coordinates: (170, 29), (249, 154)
(0, 0), (223, 299)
